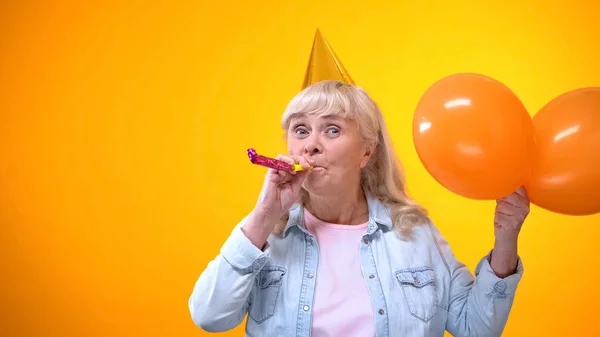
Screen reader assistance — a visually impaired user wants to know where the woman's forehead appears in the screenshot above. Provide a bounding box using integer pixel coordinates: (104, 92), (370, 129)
(289, 113), (347, 123)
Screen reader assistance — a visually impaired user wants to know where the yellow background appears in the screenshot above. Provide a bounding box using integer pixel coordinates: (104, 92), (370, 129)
(1, 1), (599, 336)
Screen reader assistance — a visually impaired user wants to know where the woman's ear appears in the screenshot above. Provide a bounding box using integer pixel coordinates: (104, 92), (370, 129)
(360, 141), (376, 168)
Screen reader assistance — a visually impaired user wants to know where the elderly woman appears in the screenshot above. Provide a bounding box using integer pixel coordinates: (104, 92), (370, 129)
(189, 80), (529, 336)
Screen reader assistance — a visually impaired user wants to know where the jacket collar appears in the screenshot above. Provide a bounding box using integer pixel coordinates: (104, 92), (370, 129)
(282, 193), (394, 237)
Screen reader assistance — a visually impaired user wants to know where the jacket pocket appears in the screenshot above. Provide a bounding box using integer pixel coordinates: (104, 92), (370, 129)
(394, 266), (439, 322)
(248, 266), (286, 323)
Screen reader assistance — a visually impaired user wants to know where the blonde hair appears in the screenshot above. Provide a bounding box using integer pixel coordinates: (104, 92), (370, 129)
(277, 80), (428, 235)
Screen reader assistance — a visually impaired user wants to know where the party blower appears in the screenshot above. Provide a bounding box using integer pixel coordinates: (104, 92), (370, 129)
(247, 148), (313, 172)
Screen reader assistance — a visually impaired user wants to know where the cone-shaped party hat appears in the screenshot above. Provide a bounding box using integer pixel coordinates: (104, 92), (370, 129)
(302, 29), (355, 89)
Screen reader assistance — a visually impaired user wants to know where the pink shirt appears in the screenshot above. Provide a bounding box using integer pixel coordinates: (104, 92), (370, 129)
(304, 208), (375, 337)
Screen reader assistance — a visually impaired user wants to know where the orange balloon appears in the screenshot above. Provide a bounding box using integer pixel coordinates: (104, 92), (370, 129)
(524, 87), (600, 216)
(413, 73), (536, 200)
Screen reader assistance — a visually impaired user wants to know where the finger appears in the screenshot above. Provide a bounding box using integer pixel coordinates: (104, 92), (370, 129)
(266, 168), (281, 183)
(495, 210), (526, 231)
(292, 156), (312, 170)
(267, 168), (291, 184)
(277, 170), (295, 183)
(277, 169), (290, 178)
(496, 200), (517, 216)
(497, 191), (529, 208)
(275, 154), (296, 165)
(495, 200), (529, 225)
(274, 154), (303, 175)
(514, 186), (529, 200)
(494, 211), (514, 227)
(290, 156), (310, 171)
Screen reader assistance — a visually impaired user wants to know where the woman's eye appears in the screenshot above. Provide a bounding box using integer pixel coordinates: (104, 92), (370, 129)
(326, 128), (339, 135)
(295, 128), (308, 135)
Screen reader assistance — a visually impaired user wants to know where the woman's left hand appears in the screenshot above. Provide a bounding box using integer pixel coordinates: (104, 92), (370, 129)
(494, 186), (530, 243)
(490, 186), (530, 277)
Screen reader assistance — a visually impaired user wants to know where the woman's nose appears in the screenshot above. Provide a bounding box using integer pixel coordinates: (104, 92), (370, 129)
(303, 136), (322, 155)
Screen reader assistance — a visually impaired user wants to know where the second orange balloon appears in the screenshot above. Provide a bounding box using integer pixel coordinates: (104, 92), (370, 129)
(413, 73), (536, 200)
(524, 87), (600, 216)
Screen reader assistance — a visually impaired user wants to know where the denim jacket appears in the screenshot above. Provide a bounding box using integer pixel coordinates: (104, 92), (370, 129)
(189, 195), (523, 336)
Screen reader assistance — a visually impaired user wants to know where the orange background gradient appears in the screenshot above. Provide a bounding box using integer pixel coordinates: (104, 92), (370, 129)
(1, 1), (599, 336)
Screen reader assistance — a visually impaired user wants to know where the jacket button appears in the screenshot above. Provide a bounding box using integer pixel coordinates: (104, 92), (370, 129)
(378, 309), (385, 315)
(303, 305), (310, 311)
(369, 274), (375, 279)
(307, 273), (314, 279)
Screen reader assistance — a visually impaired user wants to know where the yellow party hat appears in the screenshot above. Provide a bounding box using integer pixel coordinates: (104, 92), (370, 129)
(302, 29), (355, 89)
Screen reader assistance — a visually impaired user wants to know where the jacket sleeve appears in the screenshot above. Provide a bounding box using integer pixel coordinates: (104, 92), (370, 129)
(428, 222), (524, 337)
(188, 217), (269, 332)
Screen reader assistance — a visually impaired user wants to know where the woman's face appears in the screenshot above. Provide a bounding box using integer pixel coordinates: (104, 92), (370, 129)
(287, 113), (373, 197)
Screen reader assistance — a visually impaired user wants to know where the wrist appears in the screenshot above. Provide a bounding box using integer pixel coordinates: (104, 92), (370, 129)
(490, 238), (519, 278)
(251, 206), (282, 227)
(241, 208), (280, 250)
(494, 237), (518, 250)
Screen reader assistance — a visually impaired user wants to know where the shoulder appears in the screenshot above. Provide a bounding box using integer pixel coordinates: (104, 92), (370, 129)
(385, 217), (443, 247)
(380, 219), (453, 275)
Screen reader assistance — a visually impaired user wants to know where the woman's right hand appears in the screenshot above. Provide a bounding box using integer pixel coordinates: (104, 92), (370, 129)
(254, 154), (312, 223)
(242, 155), (311, 249)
